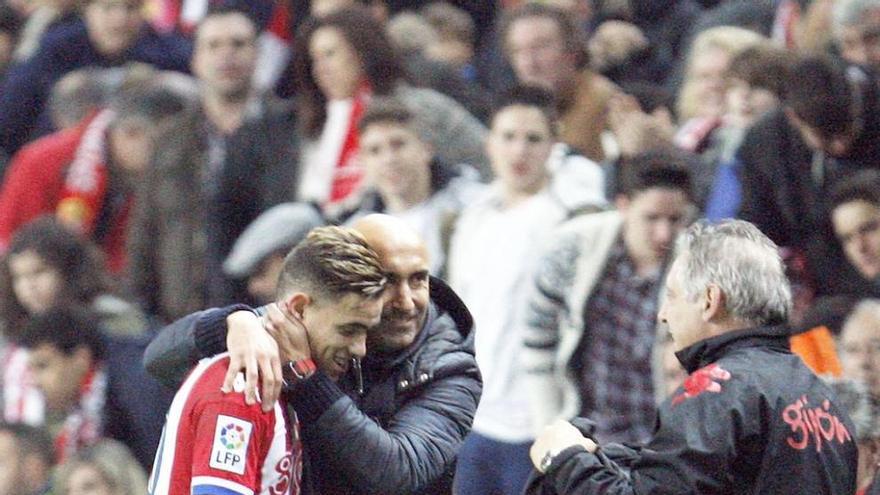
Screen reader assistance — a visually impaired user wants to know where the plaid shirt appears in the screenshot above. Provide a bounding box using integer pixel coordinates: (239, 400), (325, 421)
(573, 240), (662, 444)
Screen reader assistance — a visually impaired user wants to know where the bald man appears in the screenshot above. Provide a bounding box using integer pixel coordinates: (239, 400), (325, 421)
(143, 214), (481, 495)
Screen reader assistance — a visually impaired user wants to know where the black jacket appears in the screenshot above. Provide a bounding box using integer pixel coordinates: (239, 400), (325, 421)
(526, 325), (858, 495)
(142, 277), (481, 495)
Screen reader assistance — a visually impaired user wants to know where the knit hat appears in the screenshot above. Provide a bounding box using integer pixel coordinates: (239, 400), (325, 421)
(223, 203), (324, 279)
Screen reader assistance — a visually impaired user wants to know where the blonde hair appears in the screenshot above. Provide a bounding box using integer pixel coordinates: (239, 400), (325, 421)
(277, 226), (387, 301)
(53, 440), (148, 495)
(677, 26), (766, 121)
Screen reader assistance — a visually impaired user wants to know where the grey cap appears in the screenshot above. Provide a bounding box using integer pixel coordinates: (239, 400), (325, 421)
(223, 203), (324, 279)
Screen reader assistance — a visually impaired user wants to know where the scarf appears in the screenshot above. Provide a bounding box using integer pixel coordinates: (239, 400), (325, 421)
(328, 84), (371, 206)
(56, 110), (132, 273)
(55, 364), (107, 464)
(2, 346), (44, 425)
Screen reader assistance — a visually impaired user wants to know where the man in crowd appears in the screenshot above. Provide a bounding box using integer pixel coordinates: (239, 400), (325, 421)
(143, 214), (481, 494)
(523, 151), (693, 444)
(0, 423), (53, 495)
(829, 170), (880, 297)
(148, 226), (386, 495)
(833, 0), (880, 71)
(738, 54), (880, 297)
(19, 307), (172, 468)
(129, 6), (299, 322)
(0, 0), (191, 156)
(223, 203), (325, 306)
(499, 3), (616, 161)
(447, 84), (597, 495)
(349, 97), (484, 274)
(527, 220), (858, 495)
(0, 72), (193, 273)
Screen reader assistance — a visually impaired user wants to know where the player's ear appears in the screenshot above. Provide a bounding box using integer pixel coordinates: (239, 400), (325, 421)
(281, 292), (310, 321)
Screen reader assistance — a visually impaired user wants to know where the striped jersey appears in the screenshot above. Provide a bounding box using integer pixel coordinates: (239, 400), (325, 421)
(148, 353), (301, 495)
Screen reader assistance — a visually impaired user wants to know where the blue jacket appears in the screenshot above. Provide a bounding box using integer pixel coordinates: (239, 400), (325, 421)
(0, 18), (191, 156)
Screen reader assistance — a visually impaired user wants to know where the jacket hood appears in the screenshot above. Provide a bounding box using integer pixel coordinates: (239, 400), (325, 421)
(675, 324), (792, 374)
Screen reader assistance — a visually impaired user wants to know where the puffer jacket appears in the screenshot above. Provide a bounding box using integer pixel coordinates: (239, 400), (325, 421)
(143, 277), (481, 495)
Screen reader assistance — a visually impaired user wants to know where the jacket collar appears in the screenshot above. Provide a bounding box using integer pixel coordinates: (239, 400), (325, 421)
(675, 324), (792, 374)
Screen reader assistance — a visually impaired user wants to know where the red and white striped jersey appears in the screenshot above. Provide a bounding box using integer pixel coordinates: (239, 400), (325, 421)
(148, 353), (301, 495)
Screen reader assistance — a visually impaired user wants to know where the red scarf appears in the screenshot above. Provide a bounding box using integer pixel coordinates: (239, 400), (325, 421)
(56, 110), (131, 273)
(55, 364), (107, 464)
(328, 84), (371, 206)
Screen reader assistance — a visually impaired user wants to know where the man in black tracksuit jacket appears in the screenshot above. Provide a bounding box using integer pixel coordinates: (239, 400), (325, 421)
(143, 215), (481, 494)
(527, 220), (858, 495)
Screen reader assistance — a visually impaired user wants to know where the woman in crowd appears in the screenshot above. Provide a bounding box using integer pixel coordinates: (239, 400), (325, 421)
(292, 5), (488, 215)
(52, 439), (148, 495)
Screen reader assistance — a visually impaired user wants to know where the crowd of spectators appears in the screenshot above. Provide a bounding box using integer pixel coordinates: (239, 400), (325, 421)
(0, 0), (879, 493)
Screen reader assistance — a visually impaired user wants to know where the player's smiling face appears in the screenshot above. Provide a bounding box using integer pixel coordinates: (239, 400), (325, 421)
(301, 293), (382, 380)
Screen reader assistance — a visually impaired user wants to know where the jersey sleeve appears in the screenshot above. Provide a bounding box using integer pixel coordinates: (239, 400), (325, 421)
(190, 399), (275, 495)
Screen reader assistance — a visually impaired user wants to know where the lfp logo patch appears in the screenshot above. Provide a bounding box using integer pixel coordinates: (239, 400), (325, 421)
(210, 415), (253, 475)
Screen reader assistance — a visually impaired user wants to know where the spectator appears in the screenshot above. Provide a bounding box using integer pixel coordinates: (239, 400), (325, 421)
(347, 97), (485, 274)
(832, 0), (880, 71)
(149, 226), (386, 495)
(223, 203), (325, 305)
(522, 151), (694, 444)
(839, 299), (880, 398)
(0, 71), (195, 273)
(18, 306), (171, 468)
(499, 3), (617, 161)
(447, 85), (589, 495)
(0, 4), (21, 79)
(143, 214), (481, 495)
(824, 379), (880, 495)
(0, 218), (153, 430)
(11, 0), (80, 62)
(0, 0), (192, 157)
(829, 170), (880, 295)
(527, 220), (857, 495)
(422, 2), (478, 79)
(0, 422), (53, 495)
(47, 68), (113, 131)
(127, 7), (297, 322)
(292, 5), (487, 215)
(587, 20), (669, 86)
(704, 43), (792, 220)
(53, 439), (148, 495)
(738, 54), (880, 297)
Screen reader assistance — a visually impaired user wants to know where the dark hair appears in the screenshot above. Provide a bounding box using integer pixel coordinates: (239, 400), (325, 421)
(783, 54), (862, 138)
(618, 81), (674, 115)
(109, 77), (193, 125)
(0, 217), (108, 338)
(277, 226), (386, 302)
(491, 84), (559, 133)
(617, 150), (693, 199)
(0, 4), (22, 38)
(198, 4), (258, 36)
(727, 44), (792, 97)
(0, 422), (54, 466)
(498, 3), (588, 68)
(422, 2), (475, 45)
(18, 306), (105, 360)
(829, 169), (880, 211)
(357, 97), (415, 134)
(294, 6), (406, 138)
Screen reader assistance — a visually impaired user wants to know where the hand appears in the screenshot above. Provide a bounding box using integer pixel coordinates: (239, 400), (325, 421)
(264, 303), (311, 363)
(530, 420), (598, 473)
(588, 21), (648, 71)
(221, 310), (282, 412)
(608, 93), (674, 156)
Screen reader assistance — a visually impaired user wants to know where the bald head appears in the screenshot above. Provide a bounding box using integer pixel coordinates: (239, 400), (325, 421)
(351, 214), (431, 353)
(352, 214), (430, 262)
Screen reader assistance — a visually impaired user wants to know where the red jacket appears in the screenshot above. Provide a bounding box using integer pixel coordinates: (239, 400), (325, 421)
(0, 113), (128, 272)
